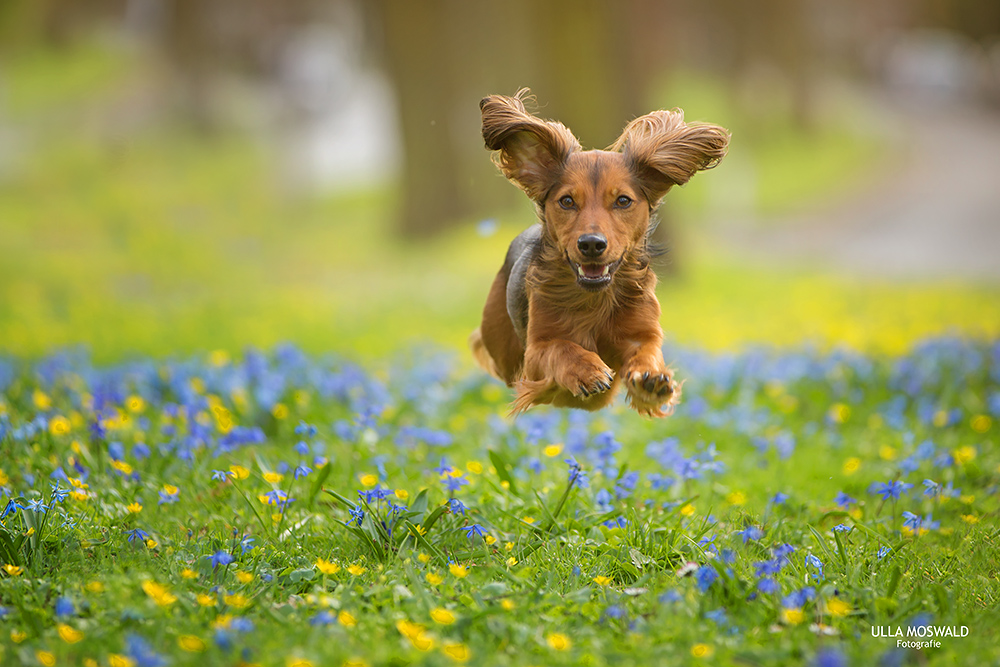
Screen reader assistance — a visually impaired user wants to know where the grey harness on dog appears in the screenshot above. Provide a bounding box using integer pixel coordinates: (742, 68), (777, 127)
(505, 223), (542, 348)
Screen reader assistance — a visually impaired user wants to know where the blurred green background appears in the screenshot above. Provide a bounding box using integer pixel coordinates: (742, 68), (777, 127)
(1, 0), (999, 363)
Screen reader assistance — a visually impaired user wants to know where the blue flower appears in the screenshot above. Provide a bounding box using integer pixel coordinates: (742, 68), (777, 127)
(814, 647), (848, 667)
(755, 559), (782, 578)
(293, 464), (312, 479)
(872, 480), (914, 501)
(125, 633), (166, 667)
(877, 546), (892, 560)
(310, 610), (337, 626)
(25, 498), (48, 513)
(695, 565), (717, 593)
(781, 586), (815, 608)
(127, 528), (149, 543)
(210, 550), (234, 568)
(348, 505), (365, 526)
(833, 491), (856, 508)
(902, 511), (921, 531)
(757, 577), (781, 594)
(448, 498), (467, 515)
(804, 554), (824, 580)
(54, 597), (75, 617)
(770, 492), (789, 505)
(739, 525), (764, 544)
(832, 523), (852, 533)
(211, 470), (232, 482)
(462, 523), (486, 540)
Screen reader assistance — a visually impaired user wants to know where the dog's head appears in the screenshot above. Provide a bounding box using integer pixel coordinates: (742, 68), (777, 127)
(481, 89), (729, 291)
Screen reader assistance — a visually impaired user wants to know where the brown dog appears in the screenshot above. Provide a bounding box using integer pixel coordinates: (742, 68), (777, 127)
(470, 89), (729, 417)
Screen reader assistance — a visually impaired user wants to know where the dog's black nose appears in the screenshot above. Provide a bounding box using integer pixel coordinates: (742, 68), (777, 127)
(577, 234), (607, 258)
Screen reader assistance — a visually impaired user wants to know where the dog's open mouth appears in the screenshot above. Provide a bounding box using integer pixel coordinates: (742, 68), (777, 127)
(567, 255), (622, 290)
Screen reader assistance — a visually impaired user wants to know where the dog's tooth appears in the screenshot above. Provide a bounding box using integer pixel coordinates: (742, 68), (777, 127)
(577, 265), (585, 277)
(602, 265), (609, 276)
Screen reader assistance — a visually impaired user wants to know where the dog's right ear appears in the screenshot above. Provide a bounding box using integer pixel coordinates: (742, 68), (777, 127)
(481, 89), (581, 202)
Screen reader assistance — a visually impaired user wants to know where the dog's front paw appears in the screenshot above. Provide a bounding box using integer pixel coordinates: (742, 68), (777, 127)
(624, 364), (681, 417)
(561, 361), (615, 399)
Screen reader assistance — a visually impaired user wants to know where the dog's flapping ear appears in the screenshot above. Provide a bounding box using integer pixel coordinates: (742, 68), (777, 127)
(612, 110), (729, 207)
(481, 89), (581, 202)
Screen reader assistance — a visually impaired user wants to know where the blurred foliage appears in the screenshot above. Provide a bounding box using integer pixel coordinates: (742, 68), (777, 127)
(0, 37), (997, 363)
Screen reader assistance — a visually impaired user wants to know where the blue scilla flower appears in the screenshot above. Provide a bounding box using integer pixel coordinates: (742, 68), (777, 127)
(310, 610), (337, 626)
(126, 633), (167, 667)
(805, 554), (824, 580)
(832, 523), (852, 533)
(442, 475), (469, 493)
(695, 565), (717, 593)
(294, 441), (310, 456)
(659, 590), (682, 604)
(448, 498), (466, 515)
(902, 511), (921, 531)
(833, 491), (856, 508)
(462, 524), (487, 541)
(770, 492), (789, 505)
(54, 597), (75, 617)
(210, 550), (234, 568)
(348, 505), (365, 526)
(877, 546), (892, 560)
(739, 525), (764, 544)
(25, 498), (48, 513)
(127, 528), (149, 543)
(293, 464), (312, 480)
(755, 559), (782, 578)
(1, 500), (24, 520)
(757, 577), (781, 594)
(872, 480), (913, 501)
(211, 470), (231, 482)
(781, 586), (815, 609)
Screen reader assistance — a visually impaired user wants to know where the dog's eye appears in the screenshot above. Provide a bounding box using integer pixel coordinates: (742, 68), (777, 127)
(558, 195), (575, 209)
(615, 195), (633, 208)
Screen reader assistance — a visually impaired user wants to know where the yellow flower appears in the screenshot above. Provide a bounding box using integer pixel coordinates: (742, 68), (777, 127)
(112, 460), (134, 475)
(271, 403), (289, 419)
(592, 576), (612, 587)
(691, 643), (714, 658)
(110, 655), (135, 667)
(338, 611), (357, 627)
(680, 504), (695, 517)
(842, 457), (861, 475)
(49, 415), (72, 436)
(126, 395), (146, 413)
(0, 469), (7, 486)
(263, 471), (284, 485)
(933, 410), (949, 427)
(316, 558), (341, 575)
(178, 635), (206, 652)
(235, 570), (254, 584)
(142, 580), (177, 607)
(506, 557), (517, 567)
(543, 443), (564, 457)
(879, 445), (897, 461)
(411, 524), (427, 537)
(782, 608), (804, 625)
(86, 580), (105, 593)
(180, 568), (198, 580)
(825, 597), (851, 617)
(970, 414), (992, 433)
(828, 403), (850, 423)
(36, 650), (56, 667)
(11, 629), (27, 643)
(522, 516), (535, 524)
(467, 460), (484, 474)
(347, 564), (367, 576)
(4, 564), (24, 576)
(145, 538), (158, 549)
(127, 502), (143, 514)
(229, 464), (250, 480)
(426, 572), (443, 585)
(430, 607), (456, 625)
(287, 659), (314, 667)
(58, 623), (84, 643)
(196, 594), (216, 607)
(449, 563), (468, 578)
(442, 642), (471, 662)
(394, 489), (409, 501)
(953, 446), (976, 464)
(961, 514), (980, 524)
(726, 491), (746, 505)
(546, 633), (571, 651)
(500, 599), (515, 611)
(484, 534), (496, 545)
(32, 389), (52, 410)
(341, 659), (369, 667)
(223, 593), (250, 609)
(359, 473), (378, 487)
(505, 542), (514, 552)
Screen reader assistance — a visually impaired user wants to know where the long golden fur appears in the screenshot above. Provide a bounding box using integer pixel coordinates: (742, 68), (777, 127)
(470, 89), (729, 417)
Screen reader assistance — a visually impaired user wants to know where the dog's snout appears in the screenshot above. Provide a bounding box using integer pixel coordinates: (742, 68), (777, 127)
(577, 234), (607, 258)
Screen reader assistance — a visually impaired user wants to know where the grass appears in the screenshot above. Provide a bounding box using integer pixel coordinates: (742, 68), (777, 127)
(0, 337), (998, 666)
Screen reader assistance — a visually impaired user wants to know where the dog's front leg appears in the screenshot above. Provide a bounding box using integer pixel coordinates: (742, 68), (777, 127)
(510, 339), (614, 414)
(617, 299), (681, 417)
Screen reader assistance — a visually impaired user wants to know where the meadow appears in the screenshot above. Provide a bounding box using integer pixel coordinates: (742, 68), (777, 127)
(1, 38), (999, 667)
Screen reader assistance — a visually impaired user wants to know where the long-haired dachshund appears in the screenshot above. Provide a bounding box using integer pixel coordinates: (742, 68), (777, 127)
(470, 89), (729, 417)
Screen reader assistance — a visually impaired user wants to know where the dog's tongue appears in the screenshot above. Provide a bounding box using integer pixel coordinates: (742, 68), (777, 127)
(581, 264), (607, 279)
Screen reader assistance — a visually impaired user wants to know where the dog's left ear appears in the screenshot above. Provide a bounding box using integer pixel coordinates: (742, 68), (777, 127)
(612, 109), (730, 206)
